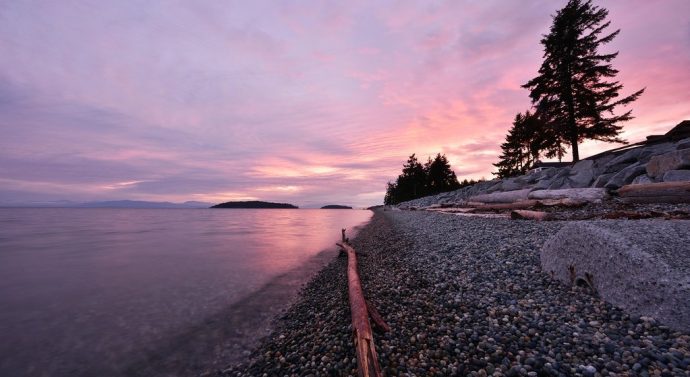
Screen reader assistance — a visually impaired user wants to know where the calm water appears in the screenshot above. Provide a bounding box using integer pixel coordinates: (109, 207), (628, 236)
(0, 208), (371, 377)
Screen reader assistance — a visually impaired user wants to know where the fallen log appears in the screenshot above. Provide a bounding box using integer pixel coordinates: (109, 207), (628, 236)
(365, 299), (391, 333)
(535, 198), (588, 208)
(336, 236), (382, 377)
(618, 182), (690, 203)
(528, 188), (609, 202)
(472, 200), (539, 210)
(510, 210), (551, 221)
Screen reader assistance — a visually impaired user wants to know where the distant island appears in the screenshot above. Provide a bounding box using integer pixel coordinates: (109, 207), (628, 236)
(320, 205), (352, 209)
(211, 201), (298, 209)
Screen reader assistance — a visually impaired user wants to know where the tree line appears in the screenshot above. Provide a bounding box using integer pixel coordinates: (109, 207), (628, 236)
(384, 0), (644, 203)
(493, 0), (644, 178)
(384, 153), (479, 205)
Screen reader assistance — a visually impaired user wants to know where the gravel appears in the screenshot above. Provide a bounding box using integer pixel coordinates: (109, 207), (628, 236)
(222, 211), (690, 376)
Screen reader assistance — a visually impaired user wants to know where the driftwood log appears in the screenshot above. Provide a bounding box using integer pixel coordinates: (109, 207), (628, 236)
(337, 232), (383, 377)
(510, 210), (551, 221)
(618, 182), (690, 203)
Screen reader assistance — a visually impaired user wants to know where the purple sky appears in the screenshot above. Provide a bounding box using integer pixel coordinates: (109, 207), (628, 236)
(1, 1), (689, 207)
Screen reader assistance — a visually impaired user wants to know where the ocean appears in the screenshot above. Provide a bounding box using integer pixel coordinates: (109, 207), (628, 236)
(0, 208), (371, 376)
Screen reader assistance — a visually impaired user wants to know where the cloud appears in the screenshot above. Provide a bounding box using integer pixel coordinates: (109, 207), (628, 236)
(0, 0), (689, 207)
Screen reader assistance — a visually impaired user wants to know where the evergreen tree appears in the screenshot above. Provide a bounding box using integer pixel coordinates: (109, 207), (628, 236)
(389, 154), (427, 203)
(384, 153), (463, 204)
(523, 0), (644, 162)
(384, 181), (396, 205)
(493, 111), (551, 178)
(425, 153), (460, 195)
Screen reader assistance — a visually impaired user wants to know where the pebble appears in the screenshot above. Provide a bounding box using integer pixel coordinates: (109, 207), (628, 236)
(224, 211), (690, 376)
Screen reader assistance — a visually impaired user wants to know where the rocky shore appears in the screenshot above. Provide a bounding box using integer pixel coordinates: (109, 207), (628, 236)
(223, 211), (690, 376)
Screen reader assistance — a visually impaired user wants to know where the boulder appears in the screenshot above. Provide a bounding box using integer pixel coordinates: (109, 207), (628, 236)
(484, 182), (503, 193)
(500, 178), (528, 192)
(631, 174), (653, 185)
(468, 189), (531, 204)
(533, 177), (555, 190)
(605, 147), (643, 166)
(592, 173), (614, 188)
(528, 188), (608, 202)
(646, 148), (690, 178)
(591, 154), (616, 176)
(540, 220), (690, 332)
(677, 137), (690, 150)
(603, 162), (635, 175)
(637, 142), (676, 163)
(547, 176), (573, 190)
(536, 167), (559, 179)
(568, 160), (595, 187)
(662, 169), (690, 182)
(604, 163), (647, 189)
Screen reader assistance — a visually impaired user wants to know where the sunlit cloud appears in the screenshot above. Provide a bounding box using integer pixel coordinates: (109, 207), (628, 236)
(1, 0), (688, 207)
(256, 185), (302, 193)
(102, 180), (149, 190)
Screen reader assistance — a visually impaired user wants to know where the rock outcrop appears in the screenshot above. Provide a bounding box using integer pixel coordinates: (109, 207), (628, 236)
(397, 120), (690, 209)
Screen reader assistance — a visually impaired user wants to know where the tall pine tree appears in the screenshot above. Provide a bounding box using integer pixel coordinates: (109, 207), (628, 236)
(523, 0), (644, 162)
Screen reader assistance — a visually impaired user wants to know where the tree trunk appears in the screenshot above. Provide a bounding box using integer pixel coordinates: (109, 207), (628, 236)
(563, 54), (579, 162)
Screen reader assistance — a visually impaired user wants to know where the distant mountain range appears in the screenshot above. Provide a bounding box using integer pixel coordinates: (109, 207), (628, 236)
(0, 200), (213, 209)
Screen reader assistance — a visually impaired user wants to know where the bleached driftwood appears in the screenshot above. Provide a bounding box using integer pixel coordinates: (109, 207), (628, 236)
(618, 182), (690, 203)
(336, 232), (382, 377)
(510, 210), (551, 221)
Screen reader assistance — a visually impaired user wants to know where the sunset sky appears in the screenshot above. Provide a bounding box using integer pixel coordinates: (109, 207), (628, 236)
(1, 0), (689, 207)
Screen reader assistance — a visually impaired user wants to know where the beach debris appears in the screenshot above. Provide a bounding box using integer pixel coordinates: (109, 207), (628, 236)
(337, 230), (383, 377)
(510, 210), (551, 221)
(365, 299), (390, 333)
(618, 181), (690, 203)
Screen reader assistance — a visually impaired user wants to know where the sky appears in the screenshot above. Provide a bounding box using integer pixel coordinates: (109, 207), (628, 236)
(1, 0), (689, 207)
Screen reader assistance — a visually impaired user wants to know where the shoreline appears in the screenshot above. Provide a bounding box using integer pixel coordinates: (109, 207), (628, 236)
(121, 216), (373, 377)
(224, 210), (689, 376)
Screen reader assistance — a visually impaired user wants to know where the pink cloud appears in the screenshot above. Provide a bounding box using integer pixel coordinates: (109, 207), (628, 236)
(1, 1), (689, 207)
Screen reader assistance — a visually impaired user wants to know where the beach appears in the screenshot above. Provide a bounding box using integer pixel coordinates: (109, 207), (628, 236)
(225, 210), (690, 376)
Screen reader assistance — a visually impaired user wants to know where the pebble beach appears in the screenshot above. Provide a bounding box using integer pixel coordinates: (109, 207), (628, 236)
(224, 210), (690, 376)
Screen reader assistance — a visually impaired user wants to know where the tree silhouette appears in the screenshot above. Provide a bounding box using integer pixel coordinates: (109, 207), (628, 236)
(494, 111), (559, 178)
(523, 0), (644, 162)
(425, 153), (460, 195)
(384, 153), (462, 204)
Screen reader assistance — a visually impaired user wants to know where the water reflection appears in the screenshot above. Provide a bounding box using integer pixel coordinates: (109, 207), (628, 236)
(0, 208), (371, 376)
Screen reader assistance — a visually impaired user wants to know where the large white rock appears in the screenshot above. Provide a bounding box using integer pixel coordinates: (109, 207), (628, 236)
(528, 188), (608, 202)
(541, 220), (690, 332)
